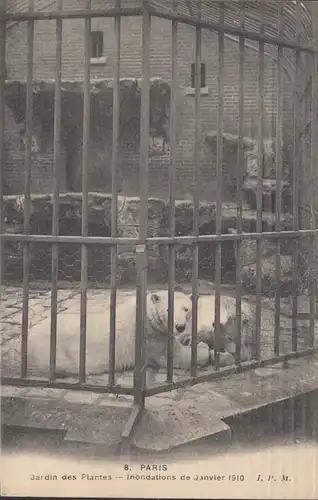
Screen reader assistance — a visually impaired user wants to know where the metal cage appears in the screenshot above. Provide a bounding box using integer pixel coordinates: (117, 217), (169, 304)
(1, 0), (318, 440)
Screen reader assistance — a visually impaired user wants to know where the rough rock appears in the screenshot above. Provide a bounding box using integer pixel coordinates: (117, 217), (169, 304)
(245, 138), (277, 178)
(243, 138), (292, 213)
(115, 196), (166, 283)
(228, 228), (276, 267)
(204, 131), (255, 151)
(3, 193), (294, 287)
(3, 193), (166, 285)
(159, 200), (292, 284)
(241, 254), (293, 297)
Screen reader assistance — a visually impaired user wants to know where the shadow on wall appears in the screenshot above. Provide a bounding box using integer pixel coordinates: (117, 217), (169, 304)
(4, 79), (171, 196)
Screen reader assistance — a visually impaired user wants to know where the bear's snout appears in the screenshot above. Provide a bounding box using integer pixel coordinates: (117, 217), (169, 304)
(175, 324), (186, 333)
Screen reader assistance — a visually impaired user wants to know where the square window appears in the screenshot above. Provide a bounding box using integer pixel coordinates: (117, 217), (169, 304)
(191, 62), (206, 88)
(91, 31), (104, 59)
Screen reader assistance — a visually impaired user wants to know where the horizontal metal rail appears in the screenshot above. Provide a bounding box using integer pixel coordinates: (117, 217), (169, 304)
(2, 229), (318, 245)
(2, 346), (317, 397)
(1, 8), (316, 54)
(151, 9), (316, 54)
(0, 377), (135, 395)
(2, 8), (143, 21)
(145, 347), (318, 397)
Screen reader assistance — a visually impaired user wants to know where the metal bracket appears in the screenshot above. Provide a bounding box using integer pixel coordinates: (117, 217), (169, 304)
(121, 402), (144, 447)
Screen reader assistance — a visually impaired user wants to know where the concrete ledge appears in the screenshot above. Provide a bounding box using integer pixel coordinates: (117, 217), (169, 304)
(132, 396), (231, 452)
(2, 353), (318, 452)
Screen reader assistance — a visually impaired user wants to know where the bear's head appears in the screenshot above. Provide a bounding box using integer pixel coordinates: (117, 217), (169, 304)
(147, 290), (192, 335)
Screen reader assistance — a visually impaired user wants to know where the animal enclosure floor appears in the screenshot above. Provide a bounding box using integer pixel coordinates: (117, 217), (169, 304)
(2, 353), (318, 452)
(0, 281), (318, 380)
(2, 285), (318, 451)
(2, 285), (318, 378)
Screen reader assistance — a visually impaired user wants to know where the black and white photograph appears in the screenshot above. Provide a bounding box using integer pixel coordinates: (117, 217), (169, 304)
(1, 0), (318, 498)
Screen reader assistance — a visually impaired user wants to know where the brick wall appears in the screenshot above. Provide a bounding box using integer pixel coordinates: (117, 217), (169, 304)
(5, 150), (67, 194)
(5, 5), (294, 200)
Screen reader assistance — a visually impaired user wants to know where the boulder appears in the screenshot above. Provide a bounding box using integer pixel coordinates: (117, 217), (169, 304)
(227, 227), (294, 295)
(228, 229), (275, 267)
(241, 254), (293, 297)
(243, 137), (292, 213)
(2, 193), (166, 285)
(2, 192), (294, 289)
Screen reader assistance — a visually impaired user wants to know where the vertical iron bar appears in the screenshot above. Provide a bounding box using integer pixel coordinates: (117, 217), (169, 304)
(167, 0), (178, 383)
(134, 0), (150, 407)
(0, 1), (6, 298)
(235, 3), (245, 364)
(298, 393), (307, 436)
(214, 3), (224, 371)
(191, 0), (201, 377)
(309, 13), (318, 348)
(307, 392), (317, 439)
(79, 0), (91, 383)
(21, 0), (34, 378)
(274, 1), (284, 356)
(108, 2), (121, 387)
(255, 1), (265, 361)
(283, 398), (296, 437)
(49, 0), (63, 380)
(292, 0), (301, 352)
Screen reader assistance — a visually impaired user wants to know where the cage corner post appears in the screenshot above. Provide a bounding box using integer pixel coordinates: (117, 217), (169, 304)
(121, 0), (151, 444)
(21, 0), (35, 379)
(0, 0), (6, 297)
(309, 0), (318, 350)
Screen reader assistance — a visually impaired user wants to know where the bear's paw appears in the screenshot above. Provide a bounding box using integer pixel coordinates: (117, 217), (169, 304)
(210, 350), (235, 367)
(196, 342), (211, 367)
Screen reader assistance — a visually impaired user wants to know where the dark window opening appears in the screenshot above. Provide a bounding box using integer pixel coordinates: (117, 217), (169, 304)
(91, 31), (104, 58)
(191, 62), (206, 88)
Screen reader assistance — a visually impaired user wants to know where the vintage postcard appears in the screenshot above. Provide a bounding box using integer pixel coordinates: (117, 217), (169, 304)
(1, 0), (318, 498)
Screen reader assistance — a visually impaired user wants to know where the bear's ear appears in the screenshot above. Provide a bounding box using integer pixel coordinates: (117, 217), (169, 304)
(150, 293), (160, 304)
(189, 293), (192, 300)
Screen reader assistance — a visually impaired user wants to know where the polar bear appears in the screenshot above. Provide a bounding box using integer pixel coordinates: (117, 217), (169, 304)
(179, 294), (254, 366)
(215, 295), (255, 362)
(21, 290), (211, 378)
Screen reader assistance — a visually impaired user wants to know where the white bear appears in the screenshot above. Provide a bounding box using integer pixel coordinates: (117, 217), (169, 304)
(21, 290), (211, 378)
(179, 294), (254, 366)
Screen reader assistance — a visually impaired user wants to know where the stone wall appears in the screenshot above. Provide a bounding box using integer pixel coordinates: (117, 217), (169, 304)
(3, 193), (294, 295)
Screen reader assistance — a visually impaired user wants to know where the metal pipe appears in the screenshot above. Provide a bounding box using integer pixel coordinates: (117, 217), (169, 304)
(191, 0), (202, 378)
(214, 2), (224, 372)
(235, 2), (245, 364)
(79, 0), (91, 383)
(49, 0), (63, 380)
(255, 0), (265, 361)
(167, 0), (178, 383)
(108, 0), (121, 387)
(21, 0), (34, 378)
